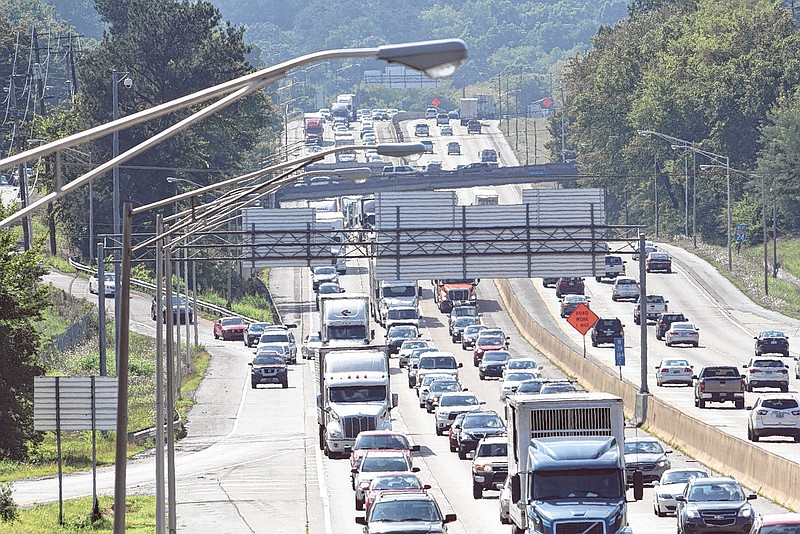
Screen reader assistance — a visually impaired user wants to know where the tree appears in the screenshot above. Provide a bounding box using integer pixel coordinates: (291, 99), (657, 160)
(54, 0), (278, 256)
(0, 207), (48, 461)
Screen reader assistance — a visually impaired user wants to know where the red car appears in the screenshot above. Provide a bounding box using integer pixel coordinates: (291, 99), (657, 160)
(473, 333), (509, 367)
(363, 472), (430, 514)
(213, 316), (247, 340)
(349, 430), (419, 471)
(750, 513), (800, 533)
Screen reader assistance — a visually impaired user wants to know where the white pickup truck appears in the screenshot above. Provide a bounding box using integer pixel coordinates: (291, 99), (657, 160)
(634, 294), (668, 325)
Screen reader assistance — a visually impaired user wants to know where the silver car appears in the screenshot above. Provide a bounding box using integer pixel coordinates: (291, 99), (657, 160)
(664, 321), (700, 348)
(611, 276), (640, 301)
(407, 347), (438, 388)
(655, 358), (694, 386)
(500, 371), (539, 400)
(418, 373), (453, 408)
(398, 340), (429, 368)
(747, 394), (800, 442)
(652, 468), (709, 516)
(624, 437), (672, 484)
(434, 392), (483, 435)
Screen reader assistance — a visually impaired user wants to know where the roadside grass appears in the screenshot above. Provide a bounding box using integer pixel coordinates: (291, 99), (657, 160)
(35, 288), (96, 340)
(44, 255), (75, 274)
(670, 236), (800, 319)
(0, 495), (155, 533)
(0, 322), (211, 484)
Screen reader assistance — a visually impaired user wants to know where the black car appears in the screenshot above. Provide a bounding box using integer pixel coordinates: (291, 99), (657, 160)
(542, 277), (560, 287)
(457, 411), (506, 459)
(425, 379), (463, 413)
(249, 353), (288, 389)
(478, 350), (511, 380)
(754, 330), (790, 357)
(458, 162), (494, 174)
(676, 477), (756, 534)
(450, 316), (479, 342)
(244, 321), (272, 347)
(315, 282), (345, 310)
(656, 312), (688, 340)
(150, 295), (194, 324)
(590, 318), (624, 347)
(386, 325), (419, 355)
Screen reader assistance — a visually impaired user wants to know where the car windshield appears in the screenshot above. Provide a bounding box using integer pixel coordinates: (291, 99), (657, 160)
(508, 360), (537, 369)
(361, 456), (410, 473)
(253, 355), (283, 365)
(401, 341), (427, 351)
(221, 318), (245, 326)
(455, 317), (477, 326)
(760, 331), (786, 339)
(259, 334), (289, 343)
(453, 307), (478, 316)
(687, 482), (745, 502)
(463, 414), (504, 429)
(422, 375), (448, 386)
(440, 395), (478, 407)
(564, 296), (585, 303)
(597, 320), (619, 328)
(753, 359), (784, 368)
(672, 323), (696, 331)
(625, 441), (664, 454)
(103, 274), (115, 282)
(754, 526), (800, 534)
(372, 475), (422, 491)
(257, 344), (286, 354)
(663, 359), (690, 367)
(430, 381), (461, 392)
(306, 335), (321, 344)
(505, 372), (536, 382)
(617, 279), (637, 286)
(318, 284), (341, 294)
(483, 352), (509, 363)
(478, 336), (503, 346)
(314, 267), (336, 276)
(383, 285), (416, 297)
(464, 326), (486, 336)
(532, 468), (623, 500)
(517, 380), (544, 393)
(369, 500), (440, 522)
(761, 398), (800, 410)
(540, 384), (578, 394)
(328, 325), (368, 340)
(329, 386), (387, 403)
(249, 323), (270, 333)
(356, 434), (410, 451)
(477, 442), (507, 457)
(419, 357), (457, 369)
(388, 327), (417, 338)
(661, 470), (708, 485)
(389, 309), (418, 320)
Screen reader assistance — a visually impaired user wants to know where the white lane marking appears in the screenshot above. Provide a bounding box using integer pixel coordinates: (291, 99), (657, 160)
(316, 443), (334, 534)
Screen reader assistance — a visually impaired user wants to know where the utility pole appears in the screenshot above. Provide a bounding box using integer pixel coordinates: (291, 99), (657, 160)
(10, 75), (31, 250)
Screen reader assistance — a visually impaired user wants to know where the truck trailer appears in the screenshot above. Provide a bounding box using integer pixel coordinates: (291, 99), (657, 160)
(504, 392), (643, 534)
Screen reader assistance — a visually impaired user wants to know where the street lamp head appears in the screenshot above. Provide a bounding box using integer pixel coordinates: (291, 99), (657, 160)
(375, 142), (426, 161)
(636, 130), (652, 136)
(377, 39), (467, 79)
(166, 176), (178, 183)
(698, 164), (716, 171)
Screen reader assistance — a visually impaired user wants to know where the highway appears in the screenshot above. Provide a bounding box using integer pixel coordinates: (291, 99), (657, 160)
(12, 112), (792, 533)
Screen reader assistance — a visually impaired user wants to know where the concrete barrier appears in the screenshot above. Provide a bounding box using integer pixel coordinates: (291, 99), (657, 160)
(494, 278), (800, 511)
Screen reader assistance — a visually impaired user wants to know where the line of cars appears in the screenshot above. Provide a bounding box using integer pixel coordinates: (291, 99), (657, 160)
(346, 429), (458, 532)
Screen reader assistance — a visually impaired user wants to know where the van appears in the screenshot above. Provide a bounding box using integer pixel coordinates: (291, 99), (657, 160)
(420, 140), (434, 154)
(596, 255), (626, 282)
(414, 123), (430, 136)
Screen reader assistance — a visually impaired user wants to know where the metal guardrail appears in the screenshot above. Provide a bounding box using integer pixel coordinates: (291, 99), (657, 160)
(67, 257), (282, 325)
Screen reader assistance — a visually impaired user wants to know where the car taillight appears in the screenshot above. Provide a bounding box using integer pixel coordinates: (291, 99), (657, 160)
(781, 369), (788, 374)
(792, 411), (800, 416)
(749, 368), (757, 373)
(684, 367), (693, 373)
(740, 381), (745, 392)
(757, 410), (769, 416)
(660, 368), (669, 374)
(699, 382), (705, 391)
(359, 481), (370, 490)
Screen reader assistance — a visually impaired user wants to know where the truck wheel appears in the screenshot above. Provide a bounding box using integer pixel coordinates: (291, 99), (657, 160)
(318, 426), (325, 451)
(735, 400), (745, 409)
(751, 428), (759, 442)
(745, 383), (752, 392)
(458, 446), (468, 460)
(634, 317), (640, 325)
(323, 443), (330, 458)
(782, 385), (789, 393)
(449, 440), (457, 452)
(251, 381), (257, 389)
(479, 373), (485, 380)
(697, 398), (706, 408)
(591, 339), (597, 347)
(355, 495), (364, 511)
(282, 380), (288, 389)
(595, 277), (601, 282)
(214, 332), (218, 339)
(500, 514), (510, 525)
(611, 296), (618, 301)
(472, 481), (483, 499)
(435, 426), (443, 436)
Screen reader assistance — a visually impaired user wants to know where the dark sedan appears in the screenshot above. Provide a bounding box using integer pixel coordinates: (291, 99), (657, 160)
(478, 350), (510, 380)
(244, 322), (272, 347)
(676, 477), (756, 534)
(754, 330), (789, 357)
(386, 325), (419, 355)
(450, 316), (479, 342)
(456, 411), (506, 459)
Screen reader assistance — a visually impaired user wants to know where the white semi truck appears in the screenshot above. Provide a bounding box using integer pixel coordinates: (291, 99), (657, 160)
(504, 392), (643, 534)
(319, 293), (372, 350)
(315, 348), (396, 458)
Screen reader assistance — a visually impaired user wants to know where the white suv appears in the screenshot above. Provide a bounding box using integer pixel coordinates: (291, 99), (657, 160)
(611, 276), (640, 301)
(742, 357), (790, 392)
(747, 394), (800, 442)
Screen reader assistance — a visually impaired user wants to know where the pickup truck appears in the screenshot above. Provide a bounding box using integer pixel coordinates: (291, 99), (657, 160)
(694, 366), (746, 409)
(633, 294), (668, 325)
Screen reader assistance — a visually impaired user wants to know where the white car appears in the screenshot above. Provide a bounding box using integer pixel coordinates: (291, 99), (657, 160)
(747, 394), (800, 442)
(498, 474), (512, 524)
(352, 450), (416, 510)
(434, 392), (483, 435)
(664, 321), (700, 347)
(743, 357), (790, 392)
(503, 358), (544, 378)
(611, 276), (640, 301)
(652, 468), (709, 516)
(312, 266), (339, 290)
(500, 371), (539, 400)
(655, 358), (694, 386)
(88, 273), (115, 296)
(398, 340), (429, 368)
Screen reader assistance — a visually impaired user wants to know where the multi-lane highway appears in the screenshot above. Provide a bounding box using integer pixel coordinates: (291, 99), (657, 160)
(14, 111), (794, 533)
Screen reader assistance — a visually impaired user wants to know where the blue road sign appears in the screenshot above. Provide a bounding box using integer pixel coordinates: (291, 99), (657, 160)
(734, 224), (747, 244)
(614, 338), (625, 366)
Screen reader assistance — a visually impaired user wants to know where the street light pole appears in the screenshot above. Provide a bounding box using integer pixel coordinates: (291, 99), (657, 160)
(762, 174), (768, 295)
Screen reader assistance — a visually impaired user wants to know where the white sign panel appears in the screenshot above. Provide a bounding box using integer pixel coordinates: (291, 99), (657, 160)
(34, 376), (118, 431)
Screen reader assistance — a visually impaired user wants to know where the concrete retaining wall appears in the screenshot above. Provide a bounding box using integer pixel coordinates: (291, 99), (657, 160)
(494, 278), (800, 511)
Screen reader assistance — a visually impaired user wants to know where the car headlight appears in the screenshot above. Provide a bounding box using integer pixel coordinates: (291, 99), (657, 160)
(657, 493), (673, 499)
(685, 507), (700, 519)
(656, 459), (670, 468)
(738, 506), (752, 518)
(328, 423), (342, 439)
(474, 464), (492, 472)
